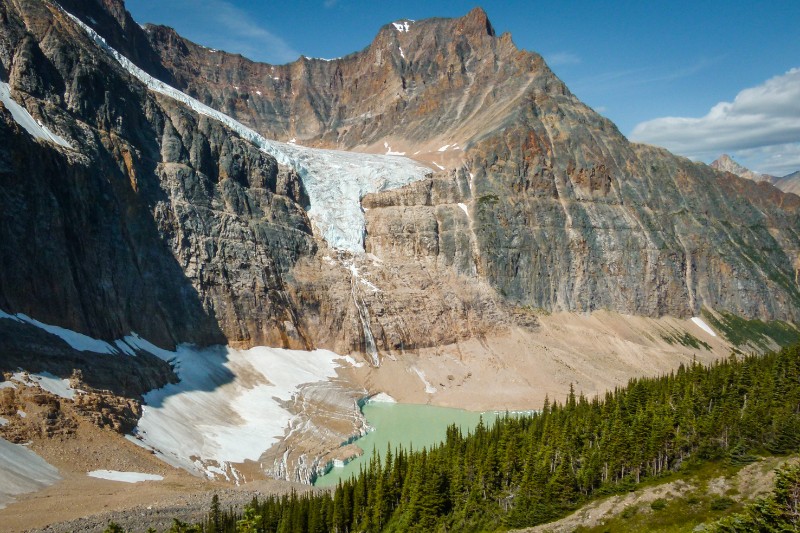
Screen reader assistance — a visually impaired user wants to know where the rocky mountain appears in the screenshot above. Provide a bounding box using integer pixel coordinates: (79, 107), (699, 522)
(145, 9), (800, 327)
(1, 0), (799, 503)
(0, 0), (798, 377)
(712, 154), (800, 196)
(774, 170), (800, 196)
(711, 154), (773, 183)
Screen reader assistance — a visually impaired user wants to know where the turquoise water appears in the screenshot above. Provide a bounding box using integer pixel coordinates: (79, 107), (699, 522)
(314, 402), (497, 487)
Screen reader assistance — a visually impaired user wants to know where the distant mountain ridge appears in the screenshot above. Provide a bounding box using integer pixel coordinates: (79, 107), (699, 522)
(711, 154), (800, 195)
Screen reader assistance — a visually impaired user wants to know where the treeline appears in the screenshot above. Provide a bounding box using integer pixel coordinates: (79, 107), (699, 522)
(113, 343), (800, 532)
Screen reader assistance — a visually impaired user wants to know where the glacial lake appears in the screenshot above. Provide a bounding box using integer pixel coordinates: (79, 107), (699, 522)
(314, 401), (500, 487)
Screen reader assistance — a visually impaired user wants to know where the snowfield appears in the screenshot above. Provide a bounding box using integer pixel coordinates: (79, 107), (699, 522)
(0, 81), (72, 148)
(0, 306), (361, 479)
(0, 437), (60, 509)
(12, 371), (76, 400)
(87, 470), (163, 483)
(691, 317), (717, 337)
(131, 344), (354, 478)
(64, 9), (431, 253)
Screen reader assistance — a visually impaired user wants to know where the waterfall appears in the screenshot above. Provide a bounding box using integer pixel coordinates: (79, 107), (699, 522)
(347, 263), (380, 366)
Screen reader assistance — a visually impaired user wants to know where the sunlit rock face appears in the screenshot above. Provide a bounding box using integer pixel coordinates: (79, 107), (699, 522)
(0, 0), (798, 365)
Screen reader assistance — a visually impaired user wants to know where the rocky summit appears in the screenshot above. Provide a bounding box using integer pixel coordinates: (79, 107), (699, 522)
(0, 0), (800, 519)
(712, 154), (800, 196)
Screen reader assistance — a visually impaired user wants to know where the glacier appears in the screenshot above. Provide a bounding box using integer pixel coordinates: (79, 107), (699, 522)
(63, 8), (431, 253)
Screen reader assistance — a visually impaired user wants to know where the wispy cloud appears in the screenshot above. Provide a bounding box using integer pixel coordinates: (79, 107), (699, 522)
(571, 57), (718, 94)
(190, 0), (299, 63)
(631, 68), (800, 175)
(323, 0), (339, 7)
(545, 52), (581, 67)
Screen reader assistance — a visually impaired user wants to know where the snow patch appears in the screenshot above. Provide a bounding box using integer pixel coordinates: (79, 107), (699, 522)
(0, 381), (16, 390)
(339, 355), (365, 368)
(433, 162), (445, 170)
(12, 372), (75, 400)
(16, 410), (26, 418)
(0, 82), (72, 148)
(457, 203), (469, 216)
(87, 470), (163, 483)
(0, 418), (7, 427)
(392, 21), (413, 32)
(368, 392), (396, 403)
(399, 47), (405, 59)
(64, 9), (431, 252)
(0, 310), (119, 354)
(120, 333), (176, 361)
(411, 367), (437, 394)
(691, 317), (717, 337)
(438, 144), (450, 152)
(0, 437), (60, 510)
(132, 344), (345, 475)
(383, 141), (406, 156)
(256, 90), (262, 96)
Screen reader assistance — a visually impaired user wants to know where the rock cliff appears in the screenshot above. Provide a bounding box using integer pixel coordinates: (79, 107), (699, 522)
(0, 0), (798, 370)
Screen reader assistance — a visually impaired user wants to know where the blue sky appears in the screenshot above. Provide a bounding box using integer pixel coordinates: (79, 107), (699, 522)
(126, 0), (800, 175)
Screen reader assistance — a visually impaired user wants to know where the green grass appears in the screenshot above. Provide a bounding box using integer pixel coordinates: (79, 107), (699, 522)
(572, 456), (789, 533)
(660, 330), (711, 350)
(701, 309), (800, 350)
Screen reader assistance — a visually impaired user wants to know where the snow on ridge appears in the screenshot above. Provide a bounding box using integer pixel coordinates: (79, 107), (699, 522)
(87, 470), (163, 483)
(0, 309), (119, 354)
(0, 82), (72, 148)
(0, 308), (176, 359)
(392, 21), (413, 32)
(63, 7), (431, 253)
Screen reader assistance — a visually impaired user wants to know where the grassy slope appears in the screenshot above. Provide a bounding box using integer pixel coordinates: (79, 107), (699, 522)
(520, 455), (796, 532)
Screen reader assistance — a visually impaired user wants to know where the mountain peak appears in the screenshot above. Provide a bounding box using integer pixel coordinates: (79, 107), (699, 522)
(711, 154), (773, 183)
(461, 6), (495, 37)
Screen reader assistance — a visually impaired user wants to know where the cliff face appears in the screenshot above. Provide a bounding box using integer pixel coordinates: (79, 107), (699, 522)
(0, 0), (798, 372)
(144, 8), (561, 164)
(0, 0), (316, 351)
(146, 6), (800, 325)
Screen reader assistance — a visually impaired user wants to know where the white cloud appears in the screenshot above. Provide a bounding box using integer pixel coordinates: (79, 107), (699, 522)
(545, 51), (581, 67)
(630, 68), (800, 175)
